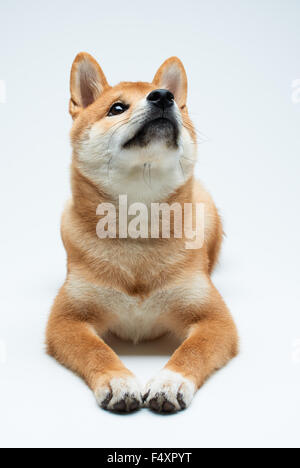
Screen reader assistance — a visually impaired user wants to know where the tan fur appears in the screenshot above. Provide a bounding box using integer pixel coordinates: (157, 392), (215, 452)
(46, 53), (238, 413)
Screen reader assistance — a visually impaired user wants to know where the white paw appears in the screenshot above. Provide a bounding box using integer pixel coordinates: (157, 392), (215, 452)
(95, 375), (143, 413)
(143, 369), (196, 413)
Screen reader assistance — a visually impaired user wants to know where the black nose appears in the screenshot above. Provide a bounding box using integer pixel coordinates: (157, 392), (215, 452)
(147, 89), (174, 110)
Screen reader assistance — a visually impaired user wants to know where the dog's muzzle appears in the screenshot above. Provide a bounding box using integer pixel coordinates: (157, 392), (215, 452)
(124, 90), (179, 149)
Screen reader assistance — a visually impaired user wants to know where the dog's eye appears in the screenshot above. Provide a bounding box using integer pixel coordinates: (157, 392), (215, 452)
(108, 102), (129, 117)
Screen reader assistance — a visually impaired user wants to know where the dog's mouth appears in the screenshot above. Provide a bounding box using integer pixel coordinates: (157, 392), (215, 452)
(123, 116), (179, 149)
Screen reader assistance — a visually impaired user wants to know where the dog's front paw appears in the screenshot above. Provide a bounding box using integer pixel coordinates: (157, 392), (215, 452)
(95, 374), (143, 413)
(143, 369), (196, 413)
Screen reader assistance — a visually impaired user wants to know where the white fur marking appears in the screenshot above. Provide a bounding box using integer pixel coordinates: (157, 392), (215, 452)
(95, 375), (142, 411)
(65, 273), (210, 343)
(144, 369), (196, 411)
(75, 98), (196, 205)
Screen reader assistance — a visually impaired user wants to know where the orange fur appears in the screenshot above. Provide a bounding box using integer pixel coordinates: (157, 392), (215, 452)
(46, 52), (238, 413)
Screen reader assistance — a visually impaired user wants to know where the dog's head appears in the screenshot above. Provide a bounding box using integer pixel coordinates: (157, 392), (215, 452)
(70, 53), (197, 201)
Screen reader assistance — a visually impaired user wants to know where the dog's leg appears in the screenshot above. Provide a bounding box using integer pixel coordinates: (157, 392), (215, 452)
(144, 285), (238, 413)
(46, 287), (142, 412)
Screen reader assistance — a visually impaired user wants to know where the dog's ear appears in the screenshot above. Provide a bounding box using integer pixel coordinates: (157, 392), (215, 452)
(153, 57), (188, 108)
(69, 52), (109, 119)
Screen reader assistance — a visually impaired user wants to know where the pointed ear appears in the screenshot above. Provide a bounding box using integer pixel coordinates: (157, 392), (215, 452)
(153, 57), (188, 108)
(69, 52), (109, 119)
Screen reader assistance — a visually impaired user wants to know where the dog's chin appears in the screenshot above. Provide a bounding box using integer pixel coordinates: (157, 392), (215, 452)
(123, 117), (179, 150)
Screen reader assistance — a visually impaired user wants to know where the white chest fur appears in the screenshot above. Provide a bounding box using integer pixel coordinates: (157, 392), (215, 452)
(66, 272), (210, 343)
(66, 273), (170, 343)
(109, 291), (169, 343)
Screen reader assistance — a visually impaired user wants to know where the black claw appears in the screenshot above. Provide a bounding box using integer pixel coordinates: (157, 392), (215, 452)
(101, 392), (113, 409)
(177, 393), (186, 410)
(113, 399), (127, 412)
(143, 391), (150, 403)
(129, 398), (140, 412)
(149, 398), (161, 412)
(162, 401), (176, 413)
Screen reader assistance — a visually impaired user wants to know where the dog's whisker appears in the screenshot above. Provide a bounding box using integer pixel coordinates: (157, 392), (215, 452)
(107, 154), (113, 180)
(181, 155), (197, 163)
(182, 123), (209, 142)
(179, 160), (185, 180)
(143, 163), (152, 189)
(106, 116), (145, 179)
(143, 163), (148, 187)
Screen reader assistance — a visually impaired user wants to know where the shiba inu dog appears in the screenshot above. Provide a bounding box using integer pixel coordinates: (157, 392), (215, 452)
(46, 52), (238, 413)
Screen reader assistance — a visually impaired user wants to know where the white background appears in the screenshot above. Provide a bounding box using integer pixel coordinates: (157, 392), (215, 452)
(0, 0), (300, 449)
